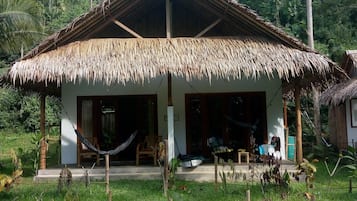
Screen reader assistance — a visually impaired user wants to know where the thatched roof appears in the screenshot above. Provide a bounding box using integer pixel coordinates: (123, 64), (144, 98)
(321, 78), (357, 105)
(6, 0), (343, 93)
(10, 37), (334, 86)
(342, 50), (357, 74)
(348, 51), (357, 64)
(321, 50), (357, 105)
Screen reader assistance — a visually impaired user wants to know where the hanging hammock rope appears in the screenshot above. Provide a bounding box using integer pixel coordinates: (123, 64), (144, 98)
(74, 129), (137, 156)
(60, 98), (137, 156)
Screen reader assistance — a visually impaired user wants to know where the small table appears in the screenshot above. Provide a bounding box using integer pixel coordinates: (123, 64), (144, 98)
(237, 151), (249, 164)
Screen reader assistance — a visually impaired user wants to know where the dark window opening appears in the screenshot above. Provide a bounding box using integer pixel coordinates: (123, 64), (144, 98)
(185, 92), (267, 160)
(77, 95), (158, 162)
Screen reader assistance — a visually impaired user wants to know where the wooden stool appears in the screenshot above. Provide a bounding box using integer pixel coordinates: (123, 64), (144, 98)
(238, 151), (249, 164)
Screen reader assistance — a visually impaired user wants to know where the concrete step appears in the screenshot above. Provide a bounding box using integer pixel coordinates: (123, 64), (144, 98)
(35, 162), (297, 182)
(43, 166), (161, 174)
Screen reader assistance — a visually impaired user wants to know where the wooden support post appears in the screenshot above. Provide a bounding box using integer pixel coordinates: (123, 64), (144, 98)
(165, 0), (175, 165)
(294, 86), (303, 164)
(163, 140), (169, 197)
(105, 154), (110, 194)
(108, 191), (112, 201)
(168, 73), (172, 106)
(283, 98), (288, 128)
(40, 93), (46, 170)
(246, 189), (251, 201)
(283, 98), (289, 160)
(214, 154), (218, 191)
(312, 85), (322, 145)
(165, 0), (172, 39)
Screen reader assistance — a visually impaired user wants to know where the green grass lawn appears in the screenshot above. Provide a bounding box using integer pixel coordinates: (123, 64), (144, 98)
(1, 132), (357, 201)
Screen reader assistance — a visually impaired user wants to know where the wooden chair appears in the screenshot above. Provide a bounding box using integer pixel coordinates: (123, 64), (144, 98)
(207, 136), (233, 161)
(77, 137), (100, 167)
(136, 135), (158, 166)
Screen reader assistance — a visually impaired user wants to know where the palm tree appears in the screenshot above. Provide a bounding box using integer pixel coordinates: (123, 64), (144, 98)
(0, 0), (44, 54)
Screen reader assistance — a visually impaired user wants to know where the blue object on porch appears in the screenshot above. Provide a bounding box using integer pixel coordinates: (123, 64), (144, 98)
(288, 136), (296, 161)
(259, 144), (274, 155)
(258, 145), (264, 155)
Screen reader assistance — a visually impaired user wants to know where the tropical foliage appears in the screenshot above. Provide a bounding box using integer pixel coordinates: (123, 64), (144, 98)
(0, 0), (98, 133)
(0, 88), (61, 133)
(240, 0), (357, 62)
(40, 0), (98, 34)
(0, 0), (43, 54)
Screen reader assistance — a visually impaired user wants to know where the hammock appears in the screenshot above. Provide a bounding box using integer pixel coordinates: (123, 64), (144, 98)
(74, 129), (137, 155)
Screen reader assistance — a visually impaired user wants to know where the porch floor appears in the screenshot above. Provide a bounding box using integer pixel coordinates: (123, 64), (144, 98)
(35, 160), (297, 182)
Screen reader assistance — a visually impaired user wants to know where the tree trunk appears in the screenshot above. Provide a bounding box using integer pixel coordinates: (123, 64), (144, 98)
(306, 0), (314, 49)
(312, 85), (322, 145)
(307, 0), (320, 146)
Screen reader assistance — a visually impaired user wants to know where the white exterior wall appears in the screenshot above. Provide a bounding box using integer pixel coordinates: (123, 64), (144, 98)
(61, 75), (285, 164)
(346, 101), (357, 147)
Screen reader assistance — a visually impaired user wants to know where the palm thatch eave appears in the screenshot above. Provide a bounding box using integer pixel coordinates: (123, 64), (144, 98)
(342, 50), (357, 74)
(10, 37), (336, 87)
(321, 50), (357, 105)
(320, 79), (357, 106)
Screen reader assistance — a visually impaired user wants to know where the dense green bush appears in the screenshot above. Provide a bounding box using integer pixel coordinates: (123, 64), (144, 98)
(0, 88), (61, 133)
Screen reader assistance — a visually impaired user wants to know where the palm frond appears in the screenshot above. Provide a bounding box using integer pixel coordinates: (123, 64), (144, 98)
(0, 0), (44, 53)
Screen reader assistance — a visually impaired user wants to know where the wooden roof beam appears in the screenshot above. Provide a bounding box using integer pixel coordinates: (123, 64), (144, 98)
(193, 0), (251, 35)
(166, 0), (172, 38)
(195, 18), (222, 37)
(84, 0), (142, 39)
(210, 0), (303, 49)
(23, 0), (136, 59)
(69, 0), (138, 40)
(111, 19), (143, 38)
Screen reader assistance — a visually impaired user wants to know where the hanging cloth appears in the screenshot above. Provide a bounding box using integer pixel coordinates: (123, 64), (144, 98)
(271, 136), (281, 152)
